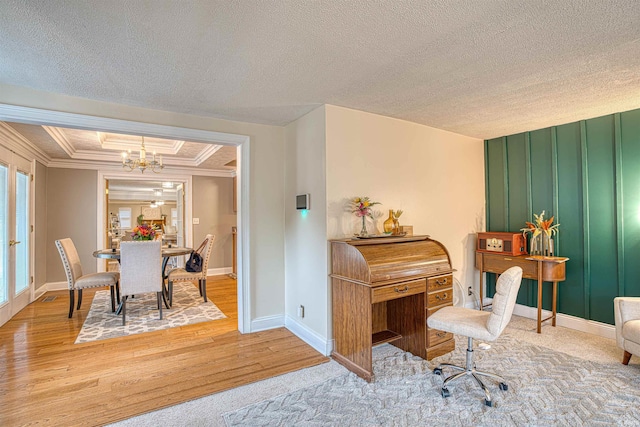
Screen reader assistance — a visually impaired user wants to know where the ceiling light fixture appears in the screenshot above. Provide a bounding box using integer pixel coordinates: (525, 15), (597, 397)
(121, 136), (164, 173)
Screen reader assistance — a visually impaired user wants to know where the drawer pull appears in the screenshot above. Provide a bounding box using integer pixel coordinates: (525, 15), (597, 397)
(435, 292), (448, 300)
(503, 257), (513, 261)
(435, 278), (448, 286)
(436, 332), (446, 338)
(394, 285), (410, 293)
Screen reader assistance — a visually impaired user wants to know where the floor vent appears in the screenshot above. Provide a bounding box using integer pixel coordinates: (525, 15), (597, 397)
(42, 296), (57, 302)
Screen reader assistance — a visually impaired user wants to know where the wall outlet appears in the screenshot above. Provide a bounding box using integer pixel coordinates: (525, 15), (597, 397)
(468, 286), (473, 296)
(192, 217), (200, 225)
(298, 305), (305, 318)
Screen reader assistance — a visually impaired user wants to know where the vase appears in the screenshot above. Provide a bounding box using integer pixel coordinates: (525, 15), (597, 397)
(383, 210), (395, 234)
(359, 216), (368, 237)
(392, 218), (400, 235)
(530, 233), (553, 256)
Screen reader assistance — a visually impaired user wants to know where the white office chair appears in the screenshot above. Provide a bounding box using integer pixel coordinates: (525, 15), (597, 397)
(119, 240), (163, 326)
(427, 266), (523, 407)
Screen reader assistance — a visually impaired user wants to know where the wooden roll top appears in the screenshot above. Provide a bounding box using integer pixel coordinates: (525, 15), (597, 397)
(330, 235), (452, 286)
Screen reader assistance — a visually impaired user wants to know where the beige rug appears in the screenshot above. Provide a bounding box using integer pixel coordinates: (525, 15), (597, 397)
(223, 335), (640, 426)
(75, 282), (226, 343)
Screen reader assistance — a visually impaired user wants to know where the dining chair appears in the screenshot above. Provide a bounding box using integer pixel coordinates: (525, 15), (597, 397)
(55, 238), (120, 318)
(119, 240), (163, 325)
(167, 234), (215, 305)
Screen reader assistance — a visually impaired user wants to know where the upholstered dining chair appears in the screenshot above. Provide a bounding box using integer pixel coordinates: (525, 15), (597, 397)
(167, 234), (215, 305)
(119, 240), (163, 326)
(614, 297), (640, 365)
(55, 238), (120, 318)
(427, 266), (523, 407)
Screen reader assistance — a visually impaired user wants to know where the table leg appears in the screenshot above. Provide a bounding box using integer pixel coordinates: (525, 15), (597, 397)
(552, 281), (558, 327)
(537, 261), (543, 334)
(479, 268), (484, 311)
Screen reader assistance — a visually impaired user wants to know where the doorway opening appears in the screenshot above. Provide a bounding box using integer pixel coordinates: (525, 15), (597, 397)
(0, 103), (251, 332)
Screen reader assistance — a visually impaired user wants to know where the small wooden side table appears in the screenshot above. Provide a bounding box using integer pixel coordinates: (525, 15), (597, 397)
(475, 252), (569, 333)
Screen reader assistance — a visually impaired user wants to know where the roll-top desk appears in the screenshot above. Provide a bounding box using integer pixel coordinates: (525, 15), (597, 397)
(330, 235), (455, 381)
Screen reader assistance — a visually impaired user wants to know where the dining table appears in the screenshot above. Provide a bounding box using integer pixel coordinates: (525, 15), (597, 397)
(93, 245), (193, 312)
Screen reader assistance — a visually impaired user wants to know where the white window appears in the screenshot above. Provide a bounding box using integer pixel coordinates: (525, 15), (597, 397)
(171, 208), (177, 227)
(119, 208), (132, 229)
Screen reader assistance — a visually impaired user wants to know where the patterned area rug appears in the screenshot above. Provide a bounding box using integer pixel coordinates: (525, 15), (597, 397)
(223, 334), (640, 426)
(75, 282), (226, 343)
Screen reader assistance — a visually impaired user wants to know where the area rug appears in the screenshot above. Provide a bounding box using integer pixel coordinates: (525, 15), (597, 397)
(75, 282), (226, 343)
(223, 335), (640, 426)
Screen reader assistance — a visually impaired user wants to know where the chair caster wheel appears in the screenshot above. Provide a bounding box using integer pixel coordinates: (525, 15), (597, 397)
(433, 367), (443, 376)
(441, 388), (450, 398)
(499, 382), (508, 391)
(485, 399), (495, 407)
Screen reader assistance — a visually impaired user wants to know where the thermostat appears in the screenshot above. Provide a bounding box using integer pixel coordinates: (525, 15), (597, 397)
(296, 194), (310, 210)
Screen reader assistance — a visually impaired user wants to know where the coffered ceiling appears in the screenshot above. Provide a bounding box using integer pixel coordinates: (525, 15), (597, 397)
(0, 121), (237, 173)
(0, 1), (639, 139)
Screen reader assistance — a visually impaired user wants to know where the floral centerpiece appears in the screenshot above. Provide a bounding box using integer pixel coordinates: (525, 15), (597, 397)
(520, 210), (559, 255)
(351, 196), (380, 236)
(131, 223), (156, 241)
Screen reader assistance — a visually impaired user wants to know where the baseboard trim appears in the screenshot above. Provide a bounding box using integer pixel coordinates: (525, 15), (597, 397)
(284, 314), (331, 356)
(33, 286), (47, 301)
(507, 301), (616, 340)
(250, 314), (285, 333)
(207, 267), (233, 276)
(45, 281), (68, 291)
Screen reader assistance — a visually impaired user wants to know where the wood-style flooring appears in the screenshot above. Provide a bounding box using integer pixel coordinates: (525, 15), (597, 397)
(0, 276), (328, 426)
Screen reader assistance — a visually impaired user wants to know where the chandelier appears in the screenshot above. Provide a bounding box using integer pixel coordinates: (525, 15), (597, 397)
(121, 136), (164, 173)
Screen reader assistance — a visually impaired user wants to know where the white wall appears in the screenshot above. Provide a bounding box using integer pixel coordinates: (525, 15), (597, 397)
(0, 83), (286, 325)
(284, 106), (328, 351)
(325, 105), (485, 297)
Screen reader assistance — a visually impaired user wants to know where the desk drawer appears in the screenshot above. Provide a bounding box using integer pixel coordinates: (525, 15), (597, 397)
(427, 274), (453, 292)
(427, 288), (452, 307)
(428, 328), (453, 347)
(482, 254), (537, 278)
(372, 279), (426, 304)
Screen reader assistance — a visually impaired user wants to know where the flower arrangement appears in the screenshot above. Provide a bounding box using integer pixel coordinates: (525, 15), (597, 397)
(131, 223), (157, 241)
(521, 210), (559, 255)
(351, 196), (380, 236)
(351, 196), (380, 218)
(520, 210), (559, 238)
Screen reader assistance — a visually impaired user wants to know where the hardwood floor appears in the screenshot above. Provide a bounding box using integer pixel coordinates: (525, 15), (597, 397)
(0, 276), (328, 426)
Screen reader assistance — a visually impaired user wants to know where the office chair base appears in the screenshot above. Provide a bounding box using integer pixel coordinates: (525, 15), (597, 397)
(433, 337), (508, 406)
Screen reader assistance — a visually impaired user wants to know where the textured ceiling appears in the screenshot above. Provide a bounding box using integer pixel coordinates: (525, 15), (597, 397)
(0, 1), (639, 139)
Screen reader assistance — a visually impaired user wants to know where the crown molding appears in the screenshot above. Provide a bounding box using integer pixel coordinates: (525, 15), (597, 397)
(37, 123), (228, 168)
(0, 122), (51, 165)
(46, 158), (235, 177)
(0, 104), (249, 145)
(42, 125), (75, 157)
(194, 144), (223, 166)
(97, 131), (185, 154)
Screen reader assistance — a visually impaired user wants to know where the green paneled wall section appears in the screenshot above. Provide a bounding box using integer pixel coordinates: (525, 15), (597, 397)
(485, 107), (640, 325)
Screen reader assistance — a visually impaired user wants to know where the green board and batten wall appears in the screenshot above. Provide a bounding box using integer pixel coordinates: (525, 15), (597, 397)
(485, 107), (640, 325)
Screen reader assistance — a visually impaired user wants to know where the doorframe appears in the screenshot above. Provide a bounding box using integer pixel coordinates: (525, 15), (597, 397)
(0, 146), (34, 326)
(96, 171), (193, 261)
(0, 104), (252, 333)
